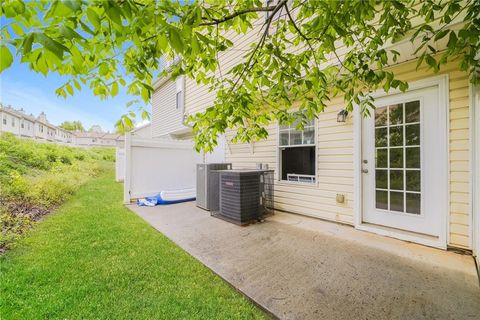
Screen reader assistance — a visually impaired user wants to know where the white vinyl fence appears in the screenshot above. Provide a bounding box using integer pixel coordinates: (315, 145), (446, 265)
(123, 133), (203, 203)
(115, 147), (125, 182)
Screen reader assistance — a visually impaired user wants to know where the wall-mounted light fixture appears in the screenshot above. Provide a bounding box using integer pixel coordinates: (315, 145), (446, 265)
(337, 109), (349, 123)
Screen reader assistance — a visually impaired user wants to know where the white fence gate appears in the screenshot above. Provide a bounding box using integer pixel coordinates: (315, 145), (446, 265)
(123, 133), (203, 203)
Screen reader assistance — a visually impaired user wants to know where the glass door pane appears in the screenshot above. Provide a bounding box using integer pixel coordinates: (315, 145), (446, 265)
(374, 100), (421, 214)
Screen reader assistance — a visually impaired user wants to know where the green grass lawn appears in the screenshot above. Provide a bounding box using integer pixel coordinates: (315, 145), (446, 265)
(0, 166), (267, 319)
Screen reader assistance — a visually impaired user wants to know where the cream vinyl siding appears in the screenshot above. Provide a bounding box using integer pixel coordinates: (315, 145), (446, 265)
(225, 98), (354, 225)
(183, 4), (465, 116)
(224, 59), (471, 249)
(179, 15), (471, 248)
(185, 22), (265, 115)
(151, 79), (183, 137)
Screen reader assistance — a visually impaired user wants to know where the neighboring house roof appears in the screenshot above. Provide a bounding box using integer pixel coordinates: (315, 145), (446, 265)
(56, 127), (70, 133)
(0, 105), (36, 122)
(73, 131), (120, 140)
(35, 119), (57, 129)
(102, 133), (121, 140)
(74, 131), (105, 138)
(35, 113), (57, 129)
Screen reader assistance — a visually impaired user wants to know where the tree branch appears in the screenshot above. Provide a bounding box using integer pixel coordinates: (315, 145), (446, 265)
(200, 5), (279, 26)
(284, 3), (320, 70)
(229, 0), (288, 92)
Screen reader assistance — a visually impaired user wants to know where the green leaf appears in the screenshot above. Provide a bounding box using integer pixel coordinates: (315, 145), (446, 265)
(156, 34), (168, 51)
(59, 25), (82, 40)
(0, 46), (13, 73)
(123, 115), (133, 128)
(416, 52), (425, 69)
(399, 81), (408, 92)
(447, 31), (457, 48)
(73, 79), (81, 90)
(63, 0), (81, 12)
(79, 20), (95, 36)
(86, 8), (101, 30)
(70, 45), (83, 68)
(191, 35), (200, 54)
(111, 82), (118, 96)
(169, 28), (184, 53)
(11, 22), (24, 36)
(106, 6), (123, 26)
(434, 29), (449, 41)
(35, 33), (70, 59)
(11, 0), (25, 14)
(99, 63), (109, 76)
(66, 83), (74, 95)
(425, 54), (438, 72)
(23, 33), (34, 54)
(383, 78), (390, 92)
(140, 86), (150, 102)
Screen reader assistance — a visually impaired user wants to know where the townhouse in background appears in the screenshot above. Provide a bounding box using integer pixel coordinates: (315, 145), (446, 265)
(74, 131), (120, 147)
(122, 8), (480, 271)
(0, 105), (36, 138)
(0, 104), (121, 147)
(34, 112), (59, 142)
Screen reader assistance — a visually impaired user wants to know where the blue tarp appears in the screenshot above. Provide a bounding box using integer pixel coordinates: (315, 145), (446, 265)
(137, 193), (195, 206)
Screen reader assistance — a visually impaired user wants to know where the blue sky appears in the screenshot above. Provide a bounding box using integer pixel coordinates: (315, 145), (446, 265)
(0, 58), (150, 132)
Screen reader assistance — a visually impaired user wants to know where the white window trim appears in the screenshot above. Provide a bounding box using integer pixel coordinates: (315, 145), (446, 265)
(175, 76), (185, 111)
(277, 118), (318, 186)
(353, 74), (449, 249)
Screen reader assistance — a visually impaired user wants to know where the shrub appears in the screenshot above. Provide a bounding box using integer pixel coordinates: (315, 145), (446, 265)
(1, 171), (29, 200)
(28, 175), (75, 208)
(60, 155), (72, 165)
(74, 153), (85, 160)
(46, 152), (57, 163)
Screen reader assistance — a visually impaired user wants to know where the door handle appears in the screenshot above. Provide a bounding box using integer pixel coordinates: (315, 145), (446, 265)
(362, 169), (369, 173)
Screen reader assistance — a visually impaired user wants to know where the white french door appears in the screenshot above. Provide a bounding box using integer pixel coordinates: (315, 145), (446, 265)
(361, 85), (446, 237)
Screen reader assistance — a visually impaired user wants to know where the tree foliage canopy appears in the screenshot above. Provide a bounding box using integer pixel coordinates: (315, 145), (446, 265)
(59, 120), (84, 132)
(1, 0), (478, 150)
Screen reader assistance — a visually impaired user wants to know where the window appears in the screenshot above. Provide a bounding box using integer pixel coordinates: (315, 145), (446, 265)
(21, 121), (24, 129)
(175, 76), (184, 110)
(374, 100), (421, 215)
(11, 118), (15, 127)
(176, 91), (183, 110)
(3, 117), (6, 125)
(279, 118), (316, 183)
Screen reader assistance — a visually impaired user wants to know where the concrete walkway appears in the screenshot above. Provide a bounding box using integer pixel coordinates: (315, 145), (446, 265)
(128, 202), (480, 320)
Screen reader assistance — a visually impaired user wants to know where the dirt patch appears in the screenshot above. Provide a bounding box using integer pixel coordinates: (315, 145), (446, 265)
(0, 198), (54, 254)
(2, 200), (51, 221)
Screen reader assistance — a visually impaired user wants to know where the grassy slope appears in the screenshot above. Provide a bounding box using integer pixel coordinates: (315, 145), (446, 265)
(0, 167), (267, 320)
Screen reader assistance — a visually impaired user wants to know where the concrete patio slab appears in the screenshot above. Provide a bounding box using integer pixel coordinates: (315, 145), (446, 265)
(127, 202), (480, 320)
